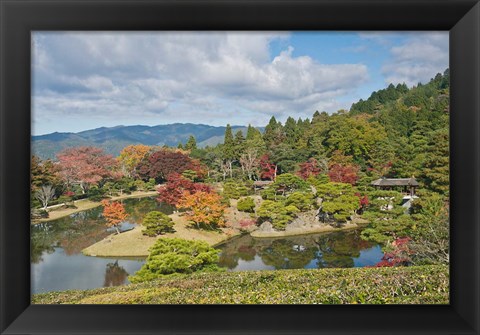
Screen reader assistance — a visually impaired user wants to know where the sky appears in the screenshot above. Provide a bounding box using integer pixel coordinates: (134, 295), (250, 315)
(32, 31), (449, 135)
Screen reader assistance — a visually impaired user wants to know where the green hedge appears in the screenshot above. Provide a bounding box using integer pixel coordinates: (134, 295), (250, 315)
(33, 265), (448, 304)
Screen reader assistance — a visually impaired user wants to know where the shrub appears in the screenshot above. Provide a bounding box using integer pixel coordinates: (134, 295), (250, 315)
(129, 238), (222, 283)
(284, 192), (315, 211)
(88, 186), (107, 202)
(237, 197), (255, 213)
(142, 211), (175, 236)
(257, 200), (299, 230)
(222, 180), (252, 199)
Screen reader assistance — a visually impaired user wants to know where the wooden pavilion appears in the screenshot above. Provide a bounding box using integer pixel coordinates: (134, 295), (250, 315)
(370, 177), (419, 196)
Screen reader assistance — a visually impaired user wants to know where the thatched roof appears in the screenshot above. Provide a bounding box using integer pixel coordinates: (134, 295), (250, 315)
(371, 177), (419, 187)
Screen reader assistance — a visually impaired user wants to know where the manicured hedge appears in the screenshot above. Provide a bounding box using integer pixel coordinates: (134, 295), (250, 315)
(33, 265), (448, 304)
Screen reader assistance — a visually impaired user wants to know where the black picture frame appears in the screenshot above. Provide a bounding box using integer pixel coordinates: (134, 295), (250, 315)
(1, 0), (479, 334)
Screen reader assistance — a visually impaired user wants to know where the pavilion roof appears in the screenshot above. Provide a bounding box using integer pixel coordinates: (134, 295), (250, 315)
(371, 177), (419, 187)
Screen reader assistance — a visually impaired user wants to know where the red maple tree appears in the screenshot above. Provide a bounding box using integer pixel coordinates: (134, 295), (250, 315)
(372, 237), (412, 267)
(57, 146), (117, 194)
(297, 158), (322, 180)
(259, 154), (277, 180)
(157, 173), (212, 207)
(328, 163), (359, 185)
(136, 149), (202, 182)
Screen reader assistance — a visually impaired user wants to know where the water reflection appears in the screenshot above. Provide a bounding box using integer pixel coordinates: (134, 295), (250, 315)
(31, 197), (172, 294)
(104, 261), (129, 287)
(217, 230), (382, 271)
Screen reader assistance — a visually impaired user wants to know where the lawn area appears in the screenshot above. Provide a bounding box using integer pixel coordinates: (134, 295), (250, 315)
(82, 211), (241, 257)
(33, 265), (449, 304)
(33, 191), (158, 223)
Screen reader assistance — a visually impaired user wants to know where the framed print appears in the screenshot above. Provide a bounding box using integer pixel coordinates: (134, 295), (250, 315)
(1, 0), (479, 334)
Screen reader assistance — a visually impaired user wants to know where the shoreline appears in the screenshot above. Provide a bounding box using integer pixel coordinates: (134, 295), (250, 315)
(250, 222), (360, 238)
(32, 191), (158, 224)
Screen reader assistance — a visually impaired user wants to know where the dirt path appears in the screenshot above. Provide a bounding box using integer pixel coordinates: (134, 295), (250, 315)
(32, 191), (158, 223)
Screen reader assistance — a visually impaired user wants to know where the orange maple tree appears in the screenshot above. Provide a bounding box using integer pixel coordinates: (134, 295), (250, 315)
(177, 191), (226, 229)
(101, 200), (128, 234)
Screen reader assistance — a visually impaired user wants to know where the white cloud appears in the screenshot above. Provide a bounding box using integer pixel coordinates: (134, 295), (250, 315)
(381, 32), (448, 86)
(32, 32), (369, 134)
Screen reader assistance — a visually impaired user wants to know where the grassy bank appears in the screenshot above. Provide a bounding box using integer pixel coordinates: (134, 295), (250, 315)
(33, 191), (158, 223)
(82, 212), (240, 257)
(33, 265), (449, 304)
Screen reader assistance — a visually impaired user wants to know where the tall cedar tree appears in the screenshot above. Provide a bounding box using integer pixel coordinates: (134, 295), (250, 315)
(185, 135), (197, 150)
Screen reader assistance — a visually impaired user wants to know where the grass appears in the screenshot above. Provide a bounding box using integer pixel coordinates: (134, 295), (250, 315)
(33, 191), (158, 223)
(82, 212), (242, 257)
(33, 265), (449, 304)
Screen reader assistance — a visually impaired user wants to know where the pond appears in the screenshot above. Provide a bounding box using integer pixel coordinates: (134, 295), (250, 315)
(32, 196), (383, 294)
(31, 197), (173, 294)
(217, 230), (383, 271)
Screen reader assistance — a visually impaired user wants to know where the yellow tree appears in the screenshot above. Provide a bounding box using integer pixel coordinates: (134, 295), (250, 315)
(117, 144), (151, 177)
(177, 191), (226, 229)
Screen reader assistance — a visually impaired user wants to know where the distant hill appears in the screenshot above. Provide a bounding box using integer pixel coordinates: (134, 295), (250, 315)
(32, 123), (255, 160)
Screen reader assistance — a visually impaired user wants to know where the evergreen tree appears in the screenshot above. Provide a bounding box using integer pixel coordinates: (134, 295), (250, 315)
(284, 116), (299, 145)
(234, 130), (245, 154)
(223, 124), (236, 178)
(263, 116), (284, 149)
(185, 135), (197, 150)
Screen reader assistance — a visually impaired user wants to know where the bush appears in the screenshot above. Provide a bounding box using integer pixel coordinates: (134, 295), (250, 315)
(222, 180), (252, 199)
(129, 238), (222, 283)
(284, 192), (315, 211)
(34, 265), (449, 305)
(147, 178), (157, 191)
(134, 179), (147, 191)
(142, 211), (175, 236)
(87, 186), (107, 202)
(257, 200), (299, 230)
(237, 197), (255, 213)
(31, 208), (48, 219)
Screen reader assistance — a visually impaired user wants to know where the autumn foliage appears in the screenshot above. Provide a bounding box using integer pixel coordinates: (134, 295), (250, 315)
(57, 146), (117, 193)
(373, 237), (413, 267)
(297, 158), (322, 180)
(117, 144), (151, 177)
(259, 154), (276, 180)
(177, 191), (226, 229)
(157, 173), (212, 207)
(101, 200), (128, 234)
(328, 163), (359, 185)
(137, 149), (205, 182)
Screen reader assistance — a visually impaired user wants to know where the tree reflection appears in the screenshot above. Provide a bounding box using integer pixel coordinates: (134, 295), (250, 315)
(217, 229), (381, 271)
(257, 240), (317, 269)
(103, 261), (129, 287)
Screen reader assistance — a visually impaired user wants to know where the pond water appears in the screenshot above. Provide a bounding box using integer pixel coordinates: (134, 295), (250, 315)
(32, 196), (383, 294)
(31, 197), (173, 294)
(217, 230), (383, 271)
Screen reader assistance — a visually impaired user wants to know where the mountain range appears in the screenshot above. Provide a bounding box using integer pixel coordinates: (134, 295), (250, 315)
(32, 123), (253, 160)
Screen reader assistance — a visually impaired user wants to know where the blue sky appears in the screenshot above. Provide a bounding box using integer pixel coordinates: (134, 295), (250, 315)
(32, 31), (448, 135)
